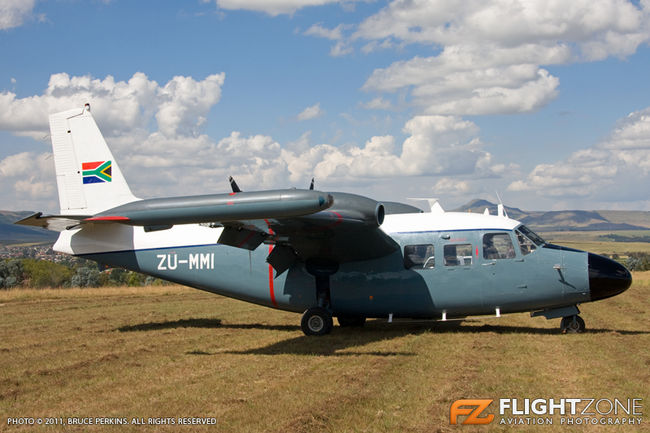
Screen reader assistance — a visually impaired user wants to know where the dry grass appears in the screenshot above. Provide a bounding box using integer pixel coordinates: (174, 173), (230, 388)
(1, 277), (648, 433)
(542, 231), (650, 255)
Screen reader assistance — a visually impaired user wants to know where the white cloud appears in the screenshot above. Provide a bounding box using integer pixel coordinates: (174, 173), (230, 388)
(214, 0), (353, 16)
(329, 40), (353, 57)
(304, 23), (346, 40)
(155, 74), (225, 136)
(0, 151), (52, 178)
(360, 97), (392, 110)
(0, 72), (225, 140)
(281, 115), (497, 182)
(433, 177), (471, 196)
(509, 106), (650, 205)
(356, 0), (650, 116)
(0, 151), (55, 204)
(355, 0), (648, 59)
(297, 103), (323, 121)
(0, 0), (37, 30)
(304, 23), (354, 56)
(14, 178), (54, 199)
(0, 72), (226, 206)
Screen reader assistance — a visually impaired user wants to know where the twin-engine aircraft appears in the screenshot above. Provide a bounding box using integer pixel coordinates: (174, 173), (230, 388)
(18, 105), (632, 336)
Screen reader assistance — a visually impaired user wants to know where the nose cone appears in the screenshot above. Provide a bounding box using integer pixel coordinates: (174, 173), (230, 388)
(588, 253), (632, 301)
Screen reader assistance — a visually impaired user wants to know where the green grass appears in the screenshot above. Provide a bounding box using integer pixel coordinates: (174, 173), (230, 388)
(1, 277), (649, 433)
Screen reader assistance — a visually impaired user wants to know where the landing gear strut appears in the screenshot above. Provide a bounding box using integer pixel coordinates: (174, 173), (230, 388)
(301, 259), (339, 336)
(301, 307), (333, 336)
(560, 315), (585, 334)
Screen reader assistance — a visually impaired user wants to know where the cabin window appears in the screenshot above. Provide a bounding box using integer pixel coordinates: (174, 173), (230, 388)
(404, 244), (435, 269)
(444, 244), (473, 266)
(483, 233), (516, 259)
(515, 229), (537, 255)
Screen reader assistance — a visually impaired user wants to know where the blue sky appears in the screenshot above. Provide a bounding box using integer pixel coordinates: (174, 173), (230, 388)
(1, 0), (649, 213)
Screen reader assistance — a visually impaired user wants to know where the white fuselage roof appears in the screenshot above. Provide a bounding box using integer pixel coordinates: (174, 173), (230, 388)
(381, 211), (521, 235)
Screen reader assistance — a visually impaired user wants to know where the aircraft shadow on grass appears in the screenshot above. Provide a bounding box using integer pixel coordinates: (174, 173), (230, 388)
(116, 318), (648, 357)
(116, 318), (297, 333)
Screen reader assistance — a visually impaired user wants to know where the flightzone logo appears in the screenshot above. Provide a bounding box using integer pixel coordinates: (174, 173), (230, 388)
(82, 161), (112, 184)
(450, 398), (643, 426)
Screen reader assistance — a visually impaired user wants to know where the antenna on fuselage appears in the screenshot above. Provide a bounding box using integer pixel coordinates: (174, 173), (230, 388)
(229, 176), (242, 193)
(408, 198), (444, 214)
(495, 191), (508, 218)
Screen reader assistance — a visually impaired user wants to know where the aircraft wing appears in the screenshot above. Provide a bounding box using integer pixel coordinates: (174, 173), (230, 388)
(216, 191), (399, 275)
(17, 189), (402, 275)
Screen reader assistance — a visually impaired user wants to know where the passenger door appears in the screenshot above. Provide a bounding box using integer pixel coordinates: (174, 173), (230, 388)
(481, 232), (528, 311)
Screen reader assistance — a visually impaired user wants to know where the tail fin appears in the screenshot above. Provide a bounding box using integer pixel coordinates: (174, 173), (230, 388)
(49, 105), (139, 215)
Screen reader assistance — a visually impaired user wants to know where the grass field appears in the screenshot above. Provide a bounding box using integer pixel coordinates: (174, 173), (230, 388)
(542, 231), (650, 256)
(1, 275), (649, 432)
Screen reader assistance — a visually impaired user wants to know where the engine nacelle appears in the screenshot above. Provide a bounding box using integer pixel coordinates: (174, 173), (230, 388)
(326, 192), (385, 227)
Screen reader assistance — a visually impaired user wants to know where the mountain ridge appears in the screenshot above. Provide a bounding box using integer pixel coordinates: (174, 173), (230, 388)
(451, 200), (650, 231)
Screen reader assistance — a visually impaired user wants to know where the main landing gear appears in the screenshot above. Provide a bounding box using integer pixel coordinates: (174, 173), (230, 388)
(301, 307), (333, 336)
(560, 315), (585, 334)
(300, 259), (339, 336)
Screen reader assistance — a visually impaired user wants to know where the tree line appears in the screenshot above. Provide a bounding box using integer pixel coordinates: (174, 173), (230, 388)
(0, 258), (167, 289)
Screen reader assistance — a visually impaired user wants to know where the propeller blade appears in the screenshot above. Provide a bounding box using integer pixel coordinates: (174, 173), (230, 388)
(309, 177), (314, 190)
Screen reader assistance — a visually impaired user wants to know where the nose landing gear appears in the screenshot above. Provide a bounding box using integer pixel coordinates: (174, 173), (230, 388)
(560, 315), (585, 334)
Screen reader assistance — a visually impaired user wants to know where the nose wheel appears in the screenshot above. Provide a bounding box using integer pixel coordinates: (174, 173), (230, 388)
(301, 307), (333, 336)
(560, 315), (585, 334)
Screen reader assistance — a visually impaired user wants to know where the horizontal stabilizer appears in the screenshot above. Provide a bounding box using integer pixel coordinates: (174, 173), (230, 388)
(15, 212), (89, 232)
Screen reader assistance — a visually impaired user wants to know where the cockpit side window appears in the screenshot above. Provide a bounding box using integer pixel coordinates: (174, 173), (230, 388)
(515, 229), (537, 255)
(483, 233), (516, 260)
(517, 225), (545, 246)
(404, 244), (435, 269)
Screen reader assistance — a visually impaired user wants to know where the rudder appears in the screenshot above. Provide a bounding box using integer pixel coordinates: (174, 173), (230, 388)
(49, 105), (139, 215)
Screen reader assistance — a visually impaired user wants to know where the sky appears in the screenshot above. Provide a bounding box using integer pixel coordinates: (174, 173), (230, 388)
(1, 0), (649, 214)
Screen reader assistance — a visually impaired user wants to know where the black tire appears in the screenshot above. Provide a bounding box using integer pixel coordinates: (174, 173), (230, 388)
(301, 307), (333, 336)
(337, 316), (366, 327)
(560, 315), (585, 334)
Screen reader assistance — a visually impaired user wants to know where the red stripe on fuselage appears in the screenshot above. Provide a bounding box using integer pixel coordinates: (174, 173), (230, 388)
(268, 243), (277, 307)
(84, 216), (130, 222)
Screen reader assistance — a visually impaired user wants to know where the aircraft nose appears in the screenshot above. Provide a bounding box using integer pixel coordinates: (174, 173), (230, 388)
(588, 253), (632, 301)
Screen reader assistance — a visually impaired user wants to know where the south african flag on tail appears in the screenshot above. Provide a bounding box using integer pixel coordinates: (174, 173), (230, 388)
(82, 161), (112, 184)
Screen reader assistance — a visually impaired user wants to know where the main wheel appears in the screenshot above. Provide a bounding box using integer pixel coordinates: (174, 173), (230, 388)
(301, 307), (333, 336)
(560, 315), (585, 334)
(337, 316), (366, 327)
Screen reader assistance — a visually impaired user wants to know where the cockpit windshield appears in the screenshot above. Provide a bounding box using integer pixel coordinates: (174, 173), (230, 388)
(516, 225), (545, 246)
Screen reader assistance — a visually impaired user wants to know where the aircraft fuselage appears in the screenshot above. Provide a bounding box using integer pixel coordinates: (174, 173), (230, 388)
(55, 210), (629, 323)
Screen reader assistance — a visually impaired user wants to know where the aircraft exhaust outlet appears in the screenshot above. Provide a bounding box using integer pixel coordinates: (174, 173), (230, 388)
(324, 192), (386, 227)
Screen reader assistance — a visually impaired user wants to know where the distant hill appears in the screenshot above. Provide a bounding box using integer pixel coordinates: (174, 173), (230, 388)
(0, 211), (57, 245)
(452, 200), (650, 232)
